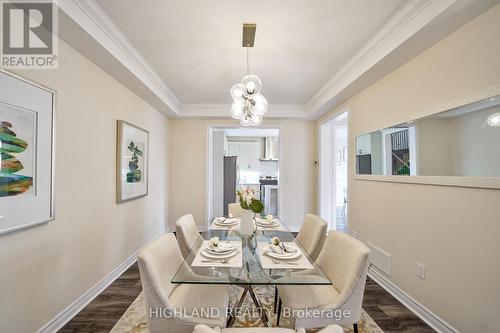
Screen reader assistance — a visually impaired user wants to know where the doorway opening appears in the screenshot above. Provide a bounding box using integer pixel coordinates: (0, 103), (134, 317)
(207, 127), (281, 225)
(320, 111), (348, 232)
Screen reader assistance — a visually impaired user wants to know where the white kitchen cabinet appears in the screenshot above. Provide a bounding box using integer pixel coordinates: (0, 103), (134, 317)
(227, 142), (260, 170)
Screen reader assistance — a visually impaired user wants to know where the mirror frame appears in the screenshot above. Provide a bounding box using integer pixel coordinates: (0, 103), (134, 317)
(354, 85), (500, 190)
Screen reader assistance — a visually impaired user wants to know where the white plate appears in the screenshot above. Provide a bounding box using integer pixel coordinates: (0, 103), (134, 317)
(200, 249), (239, 259)
(264, 244), (301, 260)
(213, 218), (239, 226)
(256, 218), (278, 224)
(204, 244), (237, 254)
(256, 222), (280, 228)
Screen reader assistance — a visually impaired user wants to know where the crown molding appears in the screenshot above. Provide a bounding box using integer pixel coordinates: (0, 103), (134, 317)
(57, 0), (457, 120)
(305, 0), (456, 118)
(57, 0), (180, 116)
(181, 103), (307, 118)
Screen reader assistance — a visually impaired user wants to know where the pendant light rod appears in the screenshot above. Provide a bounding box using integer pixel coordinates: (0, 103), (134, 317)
(246, 46), (249, 75)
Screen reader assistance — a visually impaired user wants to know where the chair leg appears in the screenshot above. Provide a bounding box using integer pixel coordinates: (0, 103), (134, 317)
(353, 323), (358, 333)
(273, 286), (278, 313)
(276, 298), (282, 326)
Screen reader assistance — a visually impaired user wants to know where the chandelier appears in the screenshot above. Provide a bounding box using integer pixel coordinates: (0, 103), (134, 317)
(230, 24), (268, 126)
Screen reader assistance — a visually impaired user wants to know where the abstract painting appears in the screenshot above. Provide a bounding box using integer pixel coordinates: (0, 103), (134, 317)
(0, 105), (36, 197)
(116, 120), (149, 203)
(0, 70), (55, 235)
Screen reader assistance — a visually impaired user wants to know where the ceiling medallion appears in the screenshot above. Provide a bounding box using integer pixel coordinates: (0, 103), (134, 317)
(230, 24), (268, 126)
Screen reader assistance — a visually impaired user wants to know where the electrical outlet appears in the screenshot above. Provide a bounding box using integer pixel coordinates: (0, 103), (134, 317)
(416, 262), (425, 279)
(351, 230), (357, 239)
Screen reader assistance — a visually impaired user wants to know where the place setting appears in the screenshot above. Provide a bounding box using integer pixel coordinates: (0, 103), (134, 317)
(255, 214), (286, 231)
(210, 214), (240, 230)
(191, 237), (242, 267)
(257, 237), (313, 269)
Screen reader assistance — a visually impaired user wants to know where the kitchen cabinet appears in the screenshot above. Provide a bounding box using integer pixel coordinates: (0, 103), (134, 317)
(228, 142), (261, 170)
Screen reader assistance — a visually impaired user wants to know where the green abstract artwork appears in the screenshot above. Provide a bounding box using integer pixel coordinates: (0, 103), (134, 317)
(0, 120), (33, 196)
(126, 141), (144, 183)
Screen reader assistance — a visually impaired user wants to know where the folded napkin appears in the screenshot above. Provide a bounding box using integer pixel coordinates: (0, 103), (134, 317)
(256, 217), (277, 225)
(270, 243), (297, 255)
(206, 242), (237, 253)
(214, 217), (238, 224)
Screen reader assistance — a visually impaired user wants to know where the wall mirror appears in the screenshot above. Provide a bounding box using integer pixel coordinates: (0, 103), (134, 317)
(355, 94), (500, 188)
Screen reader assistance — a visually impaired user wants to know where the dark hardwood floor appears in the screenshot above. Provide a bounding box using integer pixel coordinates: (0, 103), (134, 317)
(58, 264), (142, 333)
(59, 263), (435, 332)
(363, 277), (435, 333)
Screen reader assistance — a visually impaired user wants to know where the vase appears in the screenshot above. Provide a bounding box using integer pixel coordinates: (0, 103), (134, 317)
(239, 210), (255, 238)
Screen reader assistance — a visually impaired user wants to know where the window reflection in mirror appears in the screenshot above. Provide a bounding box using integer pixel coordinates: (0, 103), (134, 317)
(356, 95), (500, 177)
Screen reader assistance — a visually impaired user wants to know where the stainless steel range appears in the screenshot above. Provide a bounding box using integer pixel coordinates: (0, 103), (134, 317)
(259, 176), (279, 216)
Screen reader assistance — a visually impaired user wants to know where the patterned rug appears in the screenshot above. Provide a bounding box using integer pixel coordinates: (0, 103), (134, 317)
(110, 286), (383, 333)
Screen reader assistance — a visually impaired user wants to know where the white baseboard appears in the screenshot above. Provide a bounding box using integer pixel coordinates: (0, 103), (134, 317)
(368, 267), (459, 333)
(37, 251), (138, 333)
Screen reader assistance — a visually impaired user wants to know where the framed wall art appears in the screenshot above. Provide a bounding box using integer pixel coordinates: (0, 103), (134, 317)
(0, 70), (55, 235)
(116, 120), (149, 203)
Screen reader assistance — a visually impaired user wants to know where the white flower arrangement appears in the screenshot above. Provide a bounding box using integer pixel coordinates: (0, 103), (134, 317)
(237, 187), (264, 214)
(266, 214), (274, 222)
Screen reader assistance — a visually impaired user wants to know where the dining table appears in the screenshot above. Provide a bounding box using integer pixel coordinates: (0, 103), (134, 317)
(171, 216), (332, 327)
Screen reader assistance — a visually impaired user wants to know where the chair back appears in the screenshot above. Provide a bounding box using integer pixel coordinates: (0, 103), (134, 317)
(138, 233), (183, 309)
(295, 214), (328, 260)
(228, 202), (245, 218)
(316, 231), (370, 319)
(176, 214), (203, 258)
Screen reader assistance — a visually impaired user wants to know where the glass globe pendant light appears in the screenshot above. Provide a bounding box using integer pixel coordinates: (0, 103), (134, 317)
(229, 24), (268, 126)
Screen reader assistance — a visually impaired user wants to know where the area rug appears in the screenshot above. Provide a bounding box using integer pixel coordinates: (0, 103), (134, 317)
(110, 286), (383, 333)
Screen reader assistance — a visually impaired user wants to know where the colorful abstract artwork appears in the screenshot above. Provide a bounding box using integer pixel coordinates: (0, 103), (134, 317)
(0, 105), (35, 197)
(117, 120), (149, 203)
(126, 141), (144, 183)
(0, 71), (54, 235)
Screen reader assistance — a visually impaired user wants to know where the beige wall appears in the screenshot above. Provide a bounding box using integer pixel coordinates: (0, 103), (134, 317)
(0, 40), (170, 332)
(318, 4), (500, 333)
(169, 118), (316, 231)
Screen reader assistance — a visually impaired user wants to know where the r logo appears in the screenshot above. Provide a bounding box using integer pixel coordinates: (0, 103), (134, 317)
(2, 2), (53, 54)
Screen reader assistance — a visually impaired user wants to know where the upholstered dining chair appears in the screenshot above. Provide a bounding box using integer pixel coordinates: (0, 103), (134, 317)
(228, 202), (245, 218)
(273, 214), (328, 312)
(193, 324), (344, 333)
(295, 214), (328, 261)
(138, 233), (230, 333)
(276, 231), (370, 333)
(176, 214), (204, 259)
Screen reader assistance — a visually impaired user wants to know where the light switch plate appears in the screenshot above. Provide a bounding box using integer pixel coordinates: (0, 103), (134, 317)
(416, 262), (425, 279)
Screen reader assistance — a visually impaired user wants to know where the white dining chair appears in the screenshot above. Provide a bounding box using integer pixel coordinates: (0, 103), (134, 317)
(193, 324), (344, 333)
(176, 214), (204, 259)
(276, 231), (370, 333)
(138, 233), (230, 333)
(272, 214), (328, 312)
(295, 214), (328, 260)
(228, 202), (245, 218)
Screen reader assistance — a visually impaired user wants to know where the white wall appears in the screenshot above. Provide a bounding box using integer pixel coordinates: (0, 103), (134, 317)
(416, 118), (453, 176)
(318, 5), (500, 333)
(169, 119), (316, 231)
(0, 40), (170, 332)
(211, 130), (225, 217)
(450, 106), (500, 177)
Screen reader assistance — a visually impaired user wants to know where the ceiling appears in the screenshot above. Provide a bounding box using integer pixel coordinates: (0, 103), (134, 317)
(97, 0), (404, 105)
(58, 0), (499, 118)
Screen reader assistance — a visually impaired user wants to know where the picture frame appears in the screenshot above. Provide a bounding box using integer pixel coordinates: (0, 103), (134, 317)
(0, 70), (55, 235)
(116, 120), (149, 203)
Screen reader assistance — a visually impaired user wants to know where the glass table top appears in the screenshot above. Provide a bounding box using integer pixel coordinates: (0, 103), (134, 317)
(171, 219), (331, 286)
